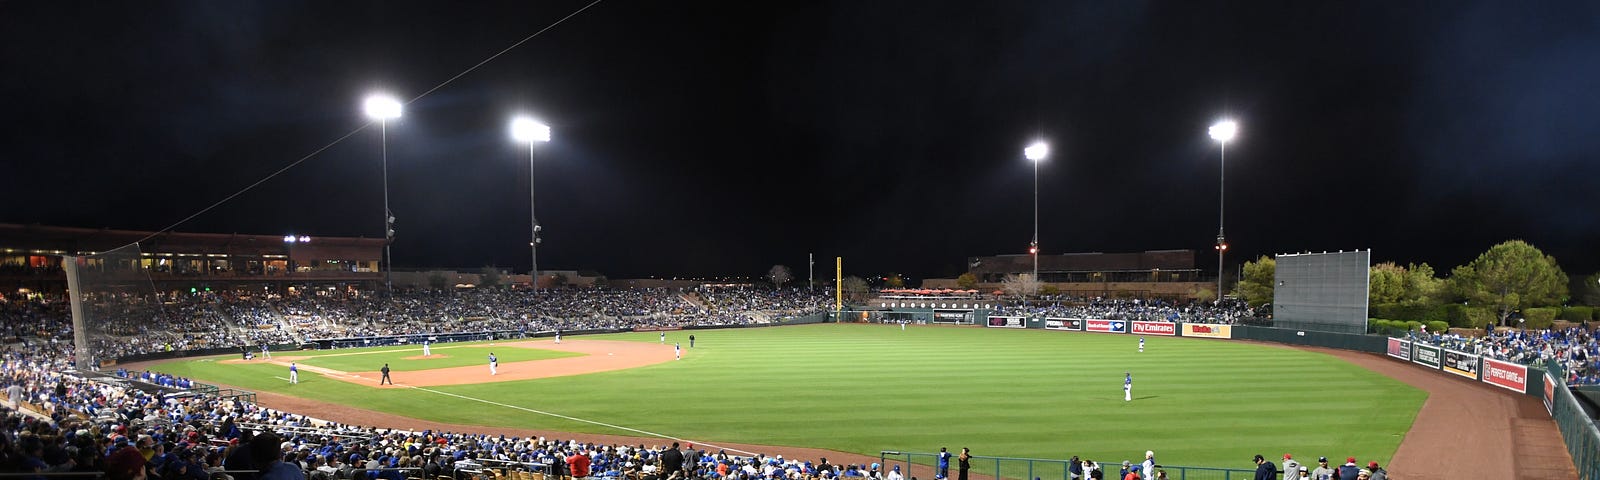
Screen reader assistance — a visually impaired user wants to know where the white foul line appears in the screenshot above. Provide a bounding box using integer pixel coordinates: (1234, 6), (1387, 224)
(401, 384), (758, 456)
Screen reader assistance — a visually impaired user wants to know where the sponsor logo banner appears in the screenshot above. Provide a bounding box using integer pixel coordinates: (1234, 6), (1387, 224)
(1411, 342), (1442, 369)
(1441, 348), (1480, 379)
(633, 326), (683, 332)
(1386, 338), (1411, 361)
(1044, 318), (1083, 331)
(1481, 357), (1527, 393)
(1543, 373), (1555, 416)
(1181, 324), (1232, 339)
(933, 310), (969, 321)
(1130, 321), (1176, 336)
(986, 316), (1026, 328)
(1085, 319), (1127, 333)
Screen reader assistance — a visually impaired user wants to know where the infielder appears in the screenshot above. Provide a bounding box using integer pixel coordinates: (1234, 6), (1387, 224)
(422, 340), (431, 357)
(488, 352), (498, 375)
(289, 363), (298, 384)
(675, 342), (682, 360)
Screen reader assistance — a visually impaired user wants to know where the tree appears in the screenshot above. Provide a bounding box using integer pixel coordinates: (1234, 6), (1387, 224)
(768, 265), (793, 289)
(1450, 240), (1569, 326)
(478, 266), (503, 289)
(1236, 255), (1276, 307)
(1000, 273), (1040, 300)
(427, 272), (450, 291)
(550, 272), (569, 288)
(957, 272), (977, 289)
(592, 275), (609, 289)
(1401, 262), (1445, 306)
(840, 276), (869, 303)
(1193, 287), (1216, 304)
(1369, 262), (1407, 304)
(885, 273), (905, 288)
(1578, 272), (1600, 307)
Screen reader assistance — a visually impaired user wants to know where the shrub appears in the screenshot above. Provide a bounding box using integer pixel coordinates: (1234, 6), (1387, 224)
(1559, 306), (1594, 322)
(1426, 321), (1450, 334)
(1441, 304), (1471, 327)
(1524, 307), (1559, 329)
(1464, 307), (1496, 329)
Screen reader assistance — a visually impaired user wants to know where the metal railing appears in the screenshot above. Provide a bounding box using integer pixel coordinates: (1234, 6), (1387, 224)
(877, 451), (1254, 480)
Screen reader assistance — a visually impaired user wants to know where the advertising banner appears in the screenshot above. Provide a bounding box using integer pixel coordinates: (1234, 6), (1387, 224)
(986, 316), (1026, 328)
(1084, 319), (1127, 333)
(1411, 342), (1442, 369)
(1130, 321), (1176, 336)
(1441, 348), (1481, 379)
(1481, 357), (1528, 393)
(933, 310), (970, 322)
(1386, 337), (1411, 361)
(1543, 373), (1555, 416)
(1181, 323), (1232, 339)
(1044, 318), (1083, 331)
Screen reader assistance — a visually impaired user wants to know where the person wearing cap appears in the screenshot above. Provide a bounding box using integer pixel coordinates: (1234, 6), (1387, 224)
(1309, 457), (1335, 480)
(1121, 464), (1140, 480)
(886, 465), (903, 480)
(1252, 454), (1277, 480)
(1355, 469), (1371, 479)
(106, 445), (148, 480)
(1281, 454), (1301, 480)
(1336, 457), (1360, 480)
(1141, 451), (1156, 479)
(936, 448), (950, 480)
(1365, 461), (1386, 480)
(1124, 372), (1133, 401)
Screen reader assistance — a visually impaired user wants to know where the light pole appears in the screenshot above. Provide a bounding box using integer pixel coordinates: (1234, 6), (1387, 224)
(1024, 141), (1049, 282)
(511, 116), (552, 295)
(1208, 119), (1238, 303)
(364, 94), (402, 294)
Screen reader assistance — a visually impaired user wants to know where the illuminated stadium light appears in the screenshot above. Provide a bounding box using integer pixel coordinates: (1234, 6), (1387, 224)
(363, 94), (403, 120)
(1024, 141), (1049, 162)
(1209, 120), (1237, 143)
(511, 116), (552, 143)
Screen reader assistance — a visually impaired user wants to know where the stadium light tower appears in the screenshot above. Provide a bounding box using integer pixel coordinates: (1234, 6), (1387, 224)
(1024, 141), (1049, 282)
(364, 94), (403, 294)
(511, 116), (552, 295)
(1208, 119), (1238, 303)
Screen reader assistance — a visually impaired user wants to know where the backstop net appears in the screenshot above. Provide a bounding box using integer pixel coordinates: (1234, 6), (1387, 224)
(1271, 250), (1371, 334)
(66, 242), (167, 370)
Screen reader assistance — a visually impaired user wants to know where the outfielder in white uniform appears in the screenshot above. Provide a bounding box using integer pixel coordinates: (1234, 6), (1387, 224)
(1124, 372), (1132, 401)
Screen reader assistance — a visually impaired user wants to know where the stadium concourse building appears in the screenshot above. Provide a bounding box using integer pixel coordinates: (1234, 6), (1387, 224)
(0, 223), (615, 294)
(922, 249), (1213, 299)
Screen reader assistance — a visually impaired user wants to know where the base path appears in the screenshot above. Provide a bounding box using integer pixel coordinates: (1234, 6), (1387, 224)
(156, 340), (1579, 479)
(220, 339), (677, 387)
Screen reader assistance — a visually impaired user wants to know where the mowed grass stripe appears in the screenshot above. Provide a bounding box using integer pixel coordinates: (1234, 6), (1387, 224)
(153, 323), (1422, 470)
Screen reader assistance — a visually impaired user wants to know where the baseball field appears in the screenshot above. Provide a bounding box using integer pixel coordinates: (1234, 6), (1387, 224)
(148, 323), (1425, 471)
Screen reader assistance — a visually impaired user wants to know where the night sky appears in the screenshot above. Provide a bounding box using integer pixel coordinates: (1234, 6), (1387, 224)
(3, 1), (1598, 283)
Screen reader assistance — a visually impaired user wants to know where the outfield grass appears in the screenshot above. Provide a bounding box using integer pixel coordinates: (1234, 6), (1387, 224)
(150, 324), (1423, 470)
